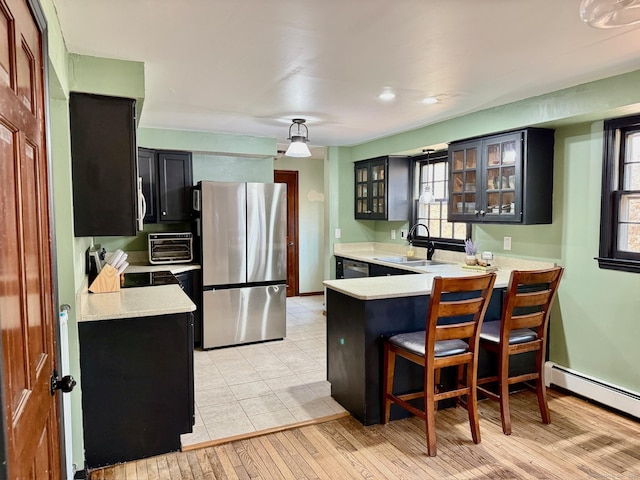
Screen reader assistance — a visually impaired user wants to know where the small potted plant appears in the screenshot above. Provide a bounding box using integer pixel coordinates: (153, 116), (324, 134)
(464, 239), (479, 265)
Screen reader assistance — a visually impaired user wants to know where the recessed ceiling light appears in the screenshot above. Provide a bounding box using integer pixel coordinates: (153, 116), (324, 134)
(379, 90), (396, 101)
(422, 97), (439, 105)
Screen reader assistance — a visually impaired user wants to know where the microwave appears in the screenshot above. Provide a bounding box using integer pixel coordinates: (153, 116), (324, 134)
(148, 232), (193, 264)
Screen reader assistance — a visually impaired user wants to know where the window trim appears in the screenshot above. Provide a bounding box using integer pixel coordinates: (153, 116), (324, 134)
(410, 150), (470, 252)
(597, 114), (640, 273)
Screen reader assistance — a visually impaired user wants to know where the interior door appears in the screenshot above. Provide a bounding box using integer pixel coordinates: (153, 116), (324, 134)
(274, 170), (299, 297)
(0, 0), (61, 478)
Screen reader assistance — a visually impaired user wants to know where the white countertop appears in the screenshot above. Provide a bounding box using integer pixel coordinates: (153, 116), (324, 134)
(324, 242), (555, 301)
(324, 269), (512, 301)
(77, 257), (199, 322)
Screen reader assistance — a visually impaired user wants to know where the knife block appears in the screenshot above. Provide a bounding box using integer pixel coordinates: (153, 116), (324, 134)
(89, 264), (121, 293)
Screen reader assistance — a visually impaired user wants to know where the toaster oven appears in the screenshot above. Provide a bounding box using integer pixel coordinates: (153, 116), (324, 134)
(148, 232), (193, 264)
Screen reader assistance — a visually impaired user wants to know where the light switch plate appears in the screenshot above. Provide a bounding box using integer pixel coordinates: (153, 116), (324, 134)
(335, 228), (341, 239)
(503, 236), (512, 251)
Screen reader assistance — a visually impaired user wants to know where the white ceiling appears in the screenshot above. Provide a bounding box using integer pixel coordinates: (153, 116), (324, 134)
(52, 0), (640, 153)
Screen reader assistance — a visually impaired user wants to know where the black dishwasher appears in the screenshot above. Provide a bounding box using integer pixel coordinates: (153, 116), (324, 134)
(343, 259), (369, 278)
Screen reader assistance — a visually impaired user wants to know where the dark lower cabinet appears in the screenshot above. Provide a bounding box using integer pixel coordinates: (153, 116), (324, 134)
(175, 270), (202, 346)
(79, 313), (194, 469)
(368, 263), (410, 277)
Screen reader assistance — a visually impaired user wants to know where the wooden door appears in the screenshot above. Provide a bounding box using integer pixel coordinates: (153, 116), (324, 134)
(274, 170), (299, 297)
(0, 0), (61, 478)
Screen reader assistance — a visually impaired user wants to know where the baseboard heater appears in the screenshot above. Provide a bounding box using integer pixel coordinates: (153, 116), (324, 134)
(544, 362), (640, 419)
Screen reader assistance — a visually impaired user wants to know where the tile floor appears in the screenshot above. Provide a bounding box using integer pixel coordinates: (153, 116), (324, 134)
(180, 294), (346, 447)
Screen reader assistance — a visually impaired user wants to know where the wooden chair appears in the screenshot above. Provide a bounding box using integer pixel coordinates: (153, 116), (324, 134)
(477, 267), (564, 435)
(382, 273), (496, 456)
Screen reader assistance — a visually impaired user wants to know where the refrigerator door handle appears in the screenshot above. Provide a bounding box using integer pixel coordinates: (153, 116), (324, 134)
(192, 189), (201, 212)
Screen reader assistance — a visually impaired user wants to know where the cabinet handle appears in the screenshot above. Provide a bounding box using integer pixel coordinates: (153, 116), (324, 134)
(162, 211), (167, 216)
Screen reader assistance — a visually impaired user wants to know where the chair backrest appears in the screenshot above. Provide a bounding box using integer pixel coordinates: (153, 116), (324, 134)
(425, 274), (497, 356)
(501, 267), (564, 341)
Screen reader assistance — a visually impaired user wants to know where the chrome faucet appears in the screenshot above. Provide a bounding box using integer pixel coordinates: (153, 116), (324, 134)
(407, 223), (435, 260)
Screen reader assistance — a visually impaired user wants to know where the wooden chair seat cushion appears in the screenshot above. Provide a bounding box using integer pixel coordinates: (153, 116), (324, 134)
(480, 321), (537, 345)
(388, 331), (469, 357)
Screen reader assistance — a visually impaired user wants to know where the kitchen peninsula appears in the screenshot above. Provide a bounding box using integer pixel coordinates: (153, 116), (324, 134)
(77, 260), (198, 469)
(324, 243), (553, 425)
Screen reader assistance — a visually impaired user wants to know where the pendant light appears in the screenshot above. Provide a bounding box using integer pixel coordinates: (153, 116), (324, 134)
(579, 0), (640, 28)
(419, 149), (435, 204)
(285, 118), (311, 158)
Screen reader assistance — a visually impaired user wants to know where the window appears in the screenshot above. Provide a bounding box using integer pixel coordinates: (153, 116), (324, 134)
(411, 150), (470, 250)
(598, 114), (640, 273)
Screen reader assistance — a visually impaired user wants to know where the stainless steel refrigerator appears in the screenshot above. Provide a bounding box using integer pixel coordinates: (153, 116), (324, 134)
(195, 181), (287, 349)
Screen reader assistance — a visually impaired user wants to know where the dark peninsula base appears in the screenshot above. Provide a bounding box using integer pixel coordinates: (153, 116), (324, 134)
(326, 287), (535, 426)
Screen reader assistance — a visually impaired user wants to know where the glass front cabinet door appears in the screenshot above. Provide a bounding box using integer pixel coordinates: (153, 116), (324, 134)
(354, 156), (410, 221)
(448, 128), (554, 224)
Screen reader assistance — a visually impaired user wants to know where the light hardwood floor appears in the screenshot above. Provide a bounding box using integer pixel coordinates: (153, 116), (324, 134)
(90, 389), (640, 479)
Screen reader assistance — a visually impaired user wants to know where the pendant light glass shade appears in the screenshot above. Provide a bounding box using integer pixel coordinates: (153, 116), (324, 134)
(579, 0), (640, 28)
(285, 118), (311, 157)
(419, 186), (434, 204)
(285, 138), (311, 157)
(419, 148), (435, 204)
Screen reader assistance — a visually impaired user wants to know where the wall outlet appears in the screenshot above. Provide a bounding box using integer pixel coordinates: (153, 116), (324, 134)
(391, 229), (396, 240)
(401, 229), (408, 239)
(503, 236), (512, 251)
(335, 228), (341, 239)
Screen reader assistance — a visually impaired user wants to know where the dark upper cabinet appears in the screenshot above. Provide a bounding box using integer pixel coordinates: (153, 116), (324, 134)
(448, 128), (554, 224)
(70, 92), (137, 237)
(158, 151), (193, 222)
(354, 155), (410, 221)
(138, 148), (193, 223)
(137, 147), (157, 222)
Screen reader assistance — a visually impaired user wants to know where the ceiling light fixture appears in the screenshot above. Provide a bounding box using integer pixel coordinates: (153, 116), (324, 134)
(378, 90), (396, 101)
(579, 0), (640, 28)
(422, 97), (439, 105)
(285, 118), (311, 158)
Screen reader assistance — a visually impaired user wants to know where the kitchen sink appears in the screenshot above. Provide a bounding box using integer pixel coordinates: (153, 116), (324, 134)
(374, 256), (450, 267)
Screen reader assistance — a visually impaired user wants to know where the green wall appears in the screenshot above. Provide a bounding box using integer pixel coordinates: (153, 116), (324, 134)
(193, 153), (274, 183)
(274, 156), (326, 293)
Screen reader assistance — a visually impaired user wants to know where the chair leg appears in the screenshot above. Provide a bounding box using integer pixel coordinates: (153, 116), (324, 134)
(535, 351), (551, 424)
(456, 364), (465, 408)
(382, 343), (395, 424)
(466, 364), (481, 445)
(498, 352), (512, 435)
(424, 369), (437, 456)
(434, 368), (441, 411)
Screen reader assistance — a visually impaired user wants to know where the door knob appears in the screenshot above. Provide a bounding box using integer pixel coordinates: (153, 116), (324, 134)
(288, 242), (294, 246)
(50, 370), (76, 396)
